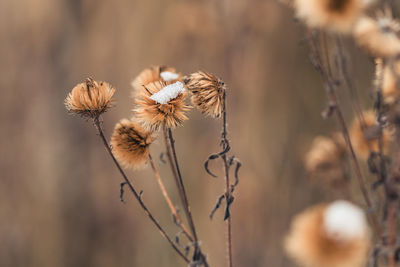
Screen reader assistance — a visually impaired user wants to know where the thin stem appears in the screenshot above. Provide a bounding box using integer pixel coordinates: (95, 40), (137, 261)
(221, 90), (233, 267)
(388, 203), (396, 267)
(93, 117), (189, 264)
(148, 152), (194, 242)
(335, 37), (366, 127)
(162, 125), (209, 266)
(162, 125), (194, 237)
(306, 29), (382, 237)
(167, 128), (198, 242)
(321, 31), (332, 80)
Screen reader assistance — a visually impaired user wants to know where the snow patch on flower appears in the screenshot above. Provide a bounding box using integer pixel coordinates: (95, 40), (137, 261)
(160, 71), (179, 82)
(150, 81), (185, 104)
(323, 200), (367, 241)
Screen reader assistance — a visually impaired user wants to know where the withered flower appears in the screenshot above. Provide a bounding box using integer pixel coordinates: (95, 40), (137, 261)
(65, 78), (115, 118)
(110, 119), (156, 169)
(131, 66), (181, 96)
(184, 71), (225, 118)
(350, 110), (392, 159)
(305, 134), (347, 188)
(294, 0), (372, 33)
(354, 10), (400, 58)
(135, 81), (190, 131)
(285, 200), (371, 267)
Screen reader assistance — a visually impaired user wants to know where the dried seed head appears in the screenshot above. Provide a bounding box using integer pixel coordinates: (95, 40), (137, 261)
(135, 81), (190, 131)
(305, 134), (347, 188)
(294, 0), (372, 33)
(285, 201), (370, 267)
(110, 119), (156, 169)
(184, 71), (225, 118)
(131, 66), (181, 96)
(65, 78), (115, 118)
(350, 110), (392, 158)
(354, 11), (400, 58)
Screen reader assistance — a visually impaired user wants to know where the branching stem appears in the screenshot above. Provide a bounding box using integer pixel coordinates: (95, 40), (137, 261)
(93, 117), (189, 264)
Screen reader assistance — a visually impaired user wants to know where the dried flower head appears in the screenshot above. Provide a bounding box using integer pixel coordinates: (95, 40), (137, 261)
(110, 119), (156, 169)
(184, 71), (225, 118)
(294, 0), (373, 33)
(305, 134), (347, 188)
(350, 110), (392, 158)
(285, 200), (370, 267)
(65, 78), (115, 118)
(354, 10), (400, 58)
(135, 81), (190, 131)
(131, 66), (181, 96)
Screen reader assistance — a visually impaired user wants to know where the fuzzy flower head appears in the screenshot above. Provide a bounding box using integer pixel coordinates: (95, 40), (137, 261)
(350, 110), (392, 159)
(354, 10), (400, 58)
(135, 81), (190, 131)
(110, 119), (156, 169)
(305, 134), (347, 188)
(131, 66), (181, 96)
(65, 78), (115, 118)
(285, 200), (370, 267)
(184, 71), (225, 118)
(294, 0), (373, 33)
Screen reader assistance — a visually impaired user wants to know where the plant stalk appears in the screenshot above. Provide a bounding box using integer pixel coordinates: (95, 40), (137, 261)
(221, 89), (233, 267)
(162, 125), (209, 266)
(93, 117), (189, 264)
(306, 29), (382, 237)
(148, 152), (194, 242)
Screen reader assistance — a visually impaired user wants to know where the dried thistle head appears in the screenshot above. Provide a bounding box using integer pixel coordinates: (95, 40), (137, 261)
(131, 66), (181, 96)
(184, 71), (225, 118)
(285, 201), (371, 267)
(305, 134), (347, 188)
(110, 119), (156, 169)
(135, 81), (190, 131)
(350, 110), (392, 159)
(65, 78), (115, 118)
(294, 0), (372, 33)
(354, 10), (400, 58)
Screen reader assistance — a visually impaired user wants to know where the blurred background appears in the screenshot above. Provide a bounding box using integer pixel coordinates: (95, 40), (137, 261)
(1, 0), (400, 266)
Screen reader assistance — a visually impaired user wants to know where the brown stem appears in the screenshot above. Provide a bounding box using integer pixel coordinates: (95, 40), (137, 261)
(162, 125), (209, 266)
(93, 117), (189, 264)
(306, 29), (382, 237)
(148, 152), (194, 242)
(221, 90), (233, 267)
(335, 37), (366, 127)
(388, 203), (396, 267)
(321, 31), (332, 80)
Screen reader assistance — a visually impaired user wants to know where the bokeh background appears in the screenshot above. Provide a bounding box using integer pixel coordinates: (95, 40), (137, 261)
(1, 0), (400, 266)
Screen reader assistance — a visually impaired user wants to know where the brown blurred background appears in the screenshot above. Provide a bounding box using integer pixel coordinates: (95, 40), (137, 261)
(1, 0), (400, 266)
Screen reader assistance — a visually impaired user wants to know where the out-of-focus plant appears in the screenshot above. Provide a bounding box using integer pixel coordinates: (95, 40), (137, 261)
(281, 0), (400, 266)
